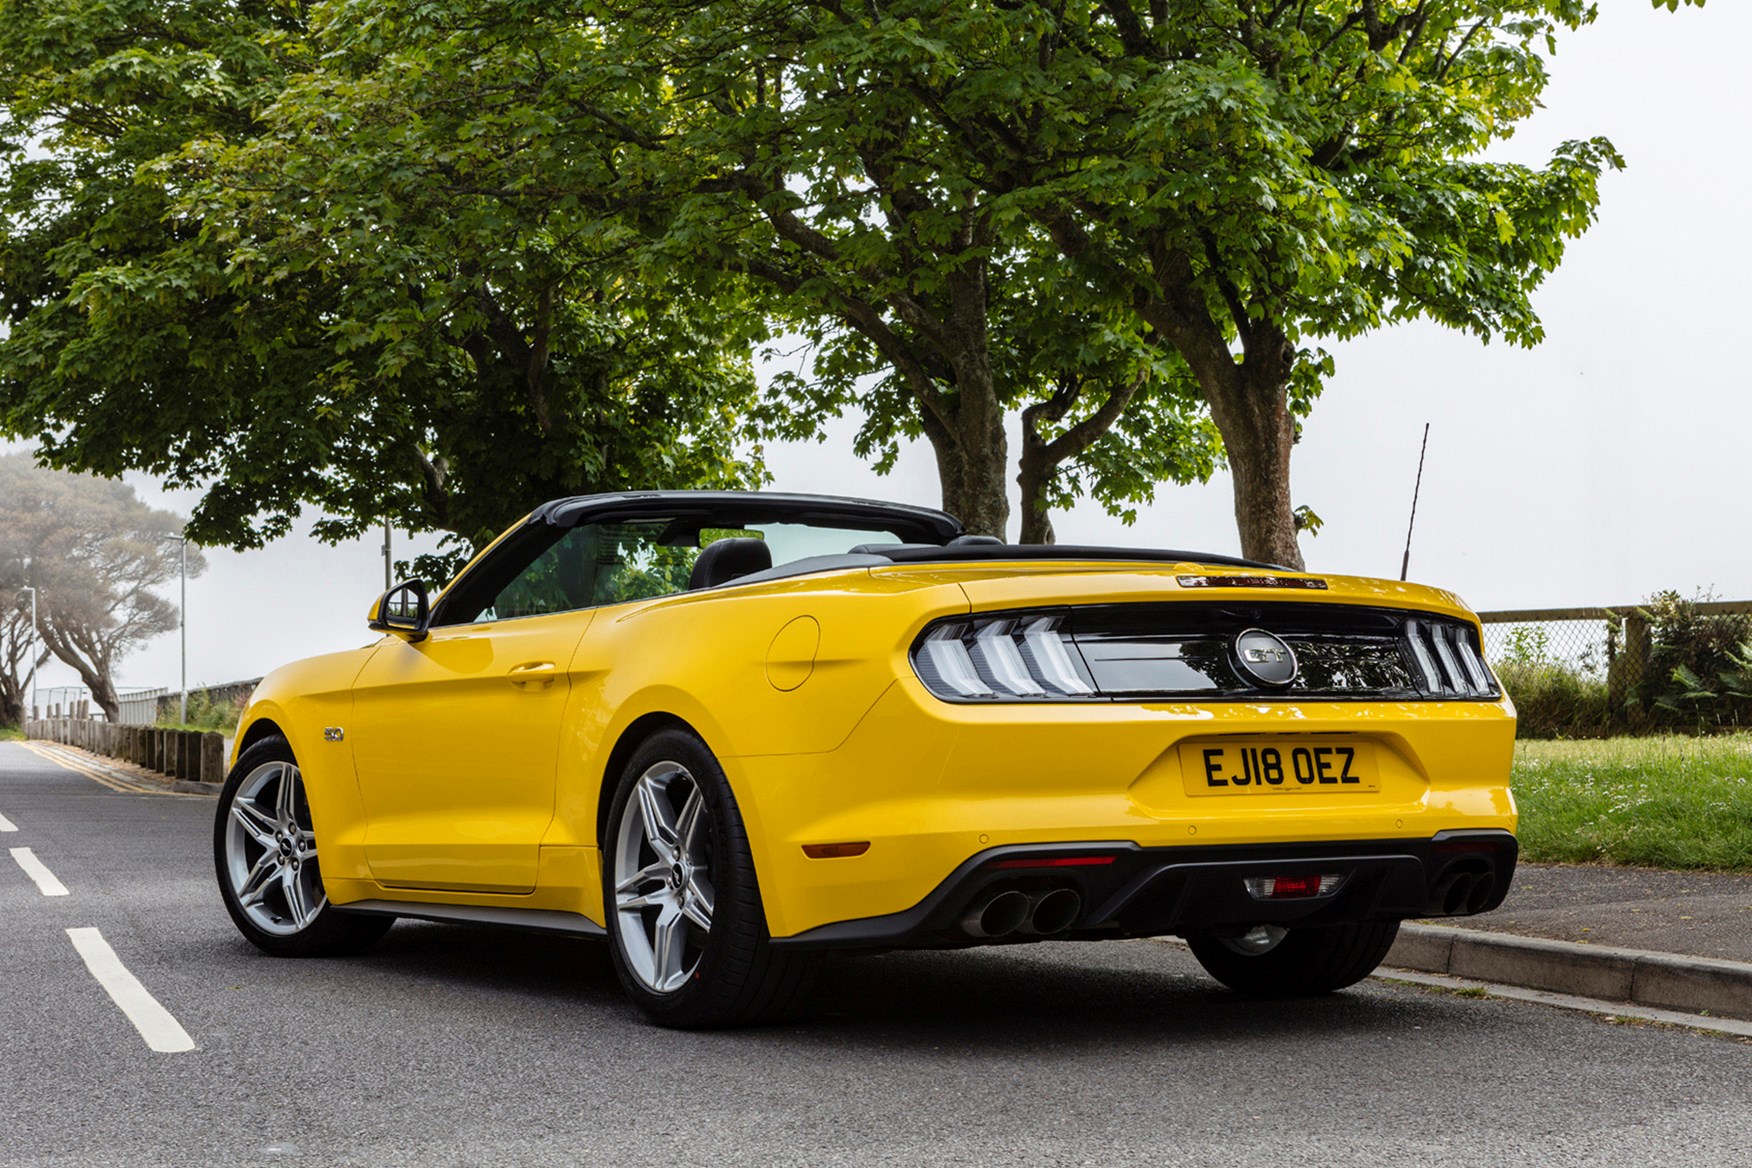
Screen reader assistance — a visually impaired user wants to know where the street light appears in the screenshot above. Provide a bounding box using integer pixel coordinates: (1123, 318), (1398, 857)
(160, 534), (188, 725)
(18, 575), (38, 723)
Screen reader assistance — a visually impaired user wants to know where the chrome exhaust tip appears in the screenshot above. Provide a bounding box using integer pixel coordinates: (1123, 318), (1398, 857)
(1439, 873), (1476, 916)
(960, 890), (1030, 938)
(1018, 888), (1082, 936)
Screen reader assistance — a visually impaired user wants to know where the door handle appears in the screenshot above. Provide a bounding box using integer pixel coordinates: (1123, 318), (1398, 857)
(507, 661), (558, 688)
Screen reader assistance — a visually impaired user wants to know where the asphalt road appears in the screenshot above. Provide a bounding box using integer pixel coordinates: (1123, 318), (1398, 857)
(2, 740), (1749, 1168)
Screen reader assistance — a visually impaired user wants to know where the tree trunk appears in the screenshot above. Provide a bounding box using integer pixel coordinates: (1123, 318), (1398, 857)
(36, 623), (123, 722)
(1137, 266), (1306, 570)
(0, 688), (22, 729)
(1016, 430), (1056, 545)
(1205, 366), (1303, 569)
(921, 383), (1010, 539)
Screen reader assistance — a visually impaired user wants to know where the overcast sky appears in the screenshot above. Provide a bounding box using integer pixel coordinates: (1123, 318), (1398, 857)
(12, 1), (1747, 702)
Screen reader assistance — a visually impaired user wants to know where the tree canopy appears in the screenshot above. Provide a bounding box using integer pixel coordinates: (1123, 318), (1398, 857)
(0, 0), (763, 571)
(592, 0), (1698, 564)
(0, 0), (1705, 563)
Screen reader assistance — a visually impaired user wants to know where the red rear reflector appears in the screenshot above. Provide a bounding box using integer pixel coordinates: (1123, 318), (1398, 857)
(802, 842), (870, 859)
(1243, 873), (1343, 900)
(989, 855), (1118, 870)
(1271, 875), (1322, 898)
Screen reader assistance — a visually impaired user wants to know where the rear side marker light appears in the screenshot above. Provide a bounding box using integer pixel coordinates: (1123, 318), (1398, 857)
(1243, 874), (1343, 900)
(989, 855), (1118, 870)
(802, 842), (870, 859)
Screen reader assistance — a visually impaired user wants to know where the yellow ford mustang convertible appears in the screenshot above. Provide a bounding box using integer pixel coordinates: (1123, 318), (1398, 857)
(214, 491), (1517, 1027)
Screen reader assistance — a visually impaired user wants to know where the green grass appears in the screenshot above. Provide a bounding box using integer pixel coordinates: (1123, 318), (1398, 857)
(0, 725), (22, 741)
(1514, 733), (1752, 870)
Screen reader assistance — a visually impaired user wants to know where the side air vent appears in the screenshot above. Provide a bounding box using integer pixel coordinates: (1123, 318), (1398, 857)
(910, 603), (1499, 703)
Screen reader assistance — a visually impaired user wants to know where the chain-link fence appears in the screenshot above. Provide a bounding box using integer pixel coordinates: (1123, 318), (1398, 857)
(1479, 600), (1752, 723)
(1479, 608), (1629, 700)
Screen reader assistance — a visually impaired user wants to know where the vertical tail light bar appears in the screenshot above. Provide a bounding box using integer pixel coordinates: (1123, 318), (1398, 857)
(913, 613), (1095, 701)
(1402, 619), (1497, 698)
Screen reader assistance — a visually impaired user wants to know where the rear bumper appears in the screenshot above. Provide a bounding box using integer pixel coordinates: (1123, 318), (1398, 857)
(770, 829), (1517, 950)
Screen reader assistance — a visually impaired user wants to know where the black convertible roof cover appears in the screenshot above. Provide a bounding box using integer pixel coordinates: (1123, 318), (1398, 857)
(533, 491), (965, 545)
(529, 490), (1279, 571)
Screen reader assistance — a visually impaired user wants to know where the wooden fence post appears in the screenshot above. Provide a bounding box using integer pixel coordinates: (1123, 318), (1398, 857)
(201, 735), (226, 785)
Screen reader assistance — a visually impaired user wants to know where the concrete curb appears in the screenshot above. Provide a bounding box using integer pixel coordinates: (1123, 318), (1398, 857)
(1388, 923), (1752, 1022)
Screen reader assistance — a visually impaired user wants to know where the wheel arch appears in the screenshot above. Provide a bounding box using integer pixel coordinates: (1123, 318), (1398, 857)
(235, 715), (287, 762)
(595, 712), (700, 849)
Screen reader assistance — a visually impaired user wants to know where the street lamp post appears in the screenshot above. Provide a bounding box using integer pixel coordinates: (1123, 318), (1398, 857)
(161, 534), (188, 725)
(19, 582), (38, 722)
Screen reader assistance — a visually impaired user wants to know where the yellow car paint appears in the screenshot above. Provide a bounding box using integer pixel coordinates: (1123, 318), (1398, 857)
(233, 557), (1515, 939)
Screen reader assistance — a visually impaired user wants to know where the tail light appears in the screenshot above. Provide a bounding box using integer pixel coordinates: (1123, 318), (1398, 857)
(1402, 619), (1497, 698)
(914, 615), (1096, 700)
(911, 605), (1500, 702)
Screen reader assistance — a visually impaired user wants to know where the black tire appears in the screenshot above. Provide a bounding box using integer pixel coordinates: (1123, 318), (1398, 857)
(213, 734), (392, 957)
(1186, 920), (1400, 995)
(603, 728), (817, 1028)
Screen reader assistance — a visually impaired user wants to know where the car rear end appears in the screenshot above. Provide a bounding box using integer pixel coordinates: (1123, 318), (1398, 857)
(750, 562), (1516, 969)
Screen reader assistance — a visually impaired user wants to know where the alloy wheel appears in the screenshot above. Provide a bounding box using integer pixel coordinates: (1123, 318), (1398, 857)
(612, 761), (716, 994)
(221, 760), (327, 936)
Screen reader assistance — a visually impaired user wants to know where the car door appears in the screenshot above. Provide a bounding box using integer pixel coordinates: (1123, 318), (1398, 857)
(348, 525), (602, 893)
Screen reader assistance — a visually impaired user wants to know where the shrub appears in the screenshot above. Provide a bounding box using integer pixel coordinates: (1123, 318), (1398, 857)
(1495, 659), (1616, 739)
(1644, 590), (1752, 731)
(156, 687), (248, 733)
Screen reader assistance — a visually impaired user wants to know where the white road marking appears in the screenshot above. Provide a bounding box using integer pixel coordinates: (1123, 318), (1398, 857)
(66, 927), (197, 1053)
(10, 846), (69, 896)
(0, 809), (16, 831)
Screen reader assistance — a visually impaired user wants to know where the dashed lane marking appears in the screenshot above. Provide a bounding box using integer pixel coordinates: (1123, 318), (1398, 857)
(0, 809), (16, 831)
(10, 846), (69, 896)
(66, 927), (196, 1053)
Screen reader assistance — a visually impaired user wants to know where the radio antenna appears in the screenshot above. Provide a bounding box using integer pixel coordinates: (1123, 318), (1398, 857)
(1400, 423), (1430, 582)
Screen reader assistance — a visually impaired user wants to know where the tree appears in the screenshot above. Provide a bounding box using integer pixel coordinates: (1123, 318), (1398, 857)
(0, 0), (763, 570)
(748, 0), (1700, 566)
(0, 455), (203, 722)
(573, 0), (1224, 539)
(516, 0), (1692, 558)
(156, 0), (1220, 543)
(0, 565), (49, 729)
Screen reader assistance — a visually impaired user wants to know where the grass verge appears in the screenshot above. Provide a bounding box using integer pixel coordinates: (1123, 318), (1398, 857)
(1514, 733), (1752, 870)
(0, 725), (23, 741)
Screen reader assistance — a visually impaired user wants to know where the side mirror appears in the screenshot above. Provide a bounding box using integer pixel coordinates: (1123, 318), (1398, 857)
(368, 580), (431, 642)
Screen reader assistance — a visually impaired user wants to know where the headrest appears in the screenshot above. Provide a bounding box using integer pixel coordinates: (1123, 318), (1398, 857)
(688, 537), (773, 590)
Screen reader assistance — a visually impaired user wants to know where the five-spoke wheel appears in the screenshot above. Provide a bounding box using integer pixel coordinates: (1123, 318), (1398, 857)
(612, 761), (717, 993)
(213, 734), (391, 957)
(604, 728), (816, 1027)
(221, 757), (326, 935)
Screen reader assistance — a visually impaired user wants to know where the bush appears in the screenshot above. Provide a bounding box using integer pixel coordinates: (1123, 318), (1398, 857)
(1496, 660), (1616, 739)
(155, 687), (247, 733)
(1644, 590), (1752, 731)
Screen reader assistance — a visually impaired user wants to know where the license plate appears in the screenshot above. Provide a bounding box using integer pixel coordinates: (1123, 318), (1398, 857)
(1179, 739), (1379, 796)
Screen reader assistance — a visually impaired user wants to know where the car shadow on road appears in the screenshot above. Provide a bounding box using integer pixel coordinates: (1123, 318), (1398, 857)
(346, 923), (1455, 1050)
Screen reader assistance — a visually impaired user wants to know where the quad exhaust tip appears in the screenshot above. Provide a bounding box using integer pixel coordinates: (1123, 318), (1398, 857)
(1019, 888), (1082, 935)
(961, 888), (1083, 939)
(961, 890), (1030, 938)
(1432, 868), (1497, 916)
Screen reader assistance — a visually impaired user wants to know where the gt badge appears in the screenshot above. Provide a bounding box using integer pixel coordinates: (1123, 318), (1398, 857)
(323, 727), (345, 742)
(1231, 629), (1298, 688)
